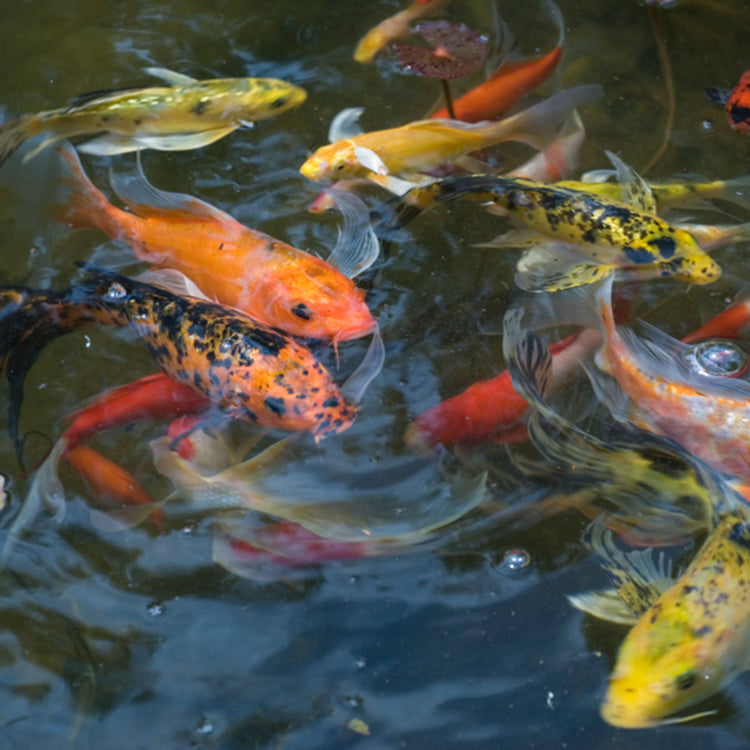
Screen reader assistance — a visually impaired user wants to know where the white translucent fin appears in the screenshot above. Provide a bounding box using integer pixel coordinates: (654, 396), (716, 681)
(354, 145), (389, 175)
(605, 150), (656, 213)
(341, 324), (385, 403)
(143, 66), (199, 86)
(0, 438), (66, 568)
(79, 125), (237, 155)
(567, 589), (639, 625)
(326, 190), (380, 278)
(136, 268), (213, 301)
(328, 107), (365, 143)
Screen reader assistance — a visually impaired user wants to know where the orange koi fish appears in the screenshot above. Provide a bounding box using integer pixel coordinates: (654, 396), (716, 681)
(429, 0), (564, 122)
(55, 144), (375, 343)
(299, 85), (602, 182)
(353, 0), (451, 64)
(579, 275), (750, 482)
(0, 268), (355, 463)
(706, 68), (750, 134)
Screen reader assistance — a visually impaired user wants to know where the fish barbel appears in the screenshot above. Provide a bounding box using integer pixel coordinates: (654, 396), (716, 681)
(0, 66), (307, 166)
(0, 267), (355, 461)
(55, 143), (375, 342)
(395, 172), (721, 288)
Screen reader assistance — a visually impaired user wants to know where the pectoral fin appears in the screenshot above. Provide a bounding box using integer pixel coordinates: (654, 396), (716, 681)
(78, 125), (238, 155)
(143, 66), (199, 86)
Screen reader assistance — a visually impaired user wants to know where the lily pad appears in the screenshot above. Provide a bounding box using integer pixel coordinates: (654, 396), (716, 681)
(394, 20), (488, 79)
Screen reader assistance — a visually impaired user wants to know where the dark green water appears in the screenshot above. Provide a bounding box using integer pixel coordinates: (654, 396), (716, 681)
(2, 0), (750, 747)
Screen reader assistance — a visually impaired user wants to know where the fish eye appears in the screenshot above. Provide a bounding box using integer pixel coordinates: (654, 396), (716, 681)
(682, 338), (749, 378)
(105, 282), (127, 300)
(334, 160), (346, 171)
(271, 96), (288, 109)
(675, 670), (698, 691)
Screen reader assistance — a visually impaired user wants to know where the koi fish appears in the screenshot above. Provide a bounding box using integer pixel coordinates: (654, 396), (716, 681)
(394, 169), (721, 290)
(577, 512), (750, 728)
(706, 68), (750, 133)
(353, 0), (451, 63)
(591, 276), (750, 482)
(405, 329), (601, 449)
(0, 267), (356, 462)
(55, 143), (376, 342)
(299, 84), (602, 182)
(556, 171), (750, 214)
(502, 308), (718, 547)
(429, 0), (563, 122)
(0, 67), (307, 167)
(503, 310), (750, 727)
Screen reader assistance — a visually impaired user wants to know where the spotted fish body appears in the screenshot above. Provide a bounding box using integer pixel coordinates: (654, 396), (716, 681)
(0, 67), (307, 166)
(401, 174), (721, 286)
(706, 68), (750, 134)
(0, 269), (355, 447)
(502, 306), (750, 728)
(600, 511), (750, 728)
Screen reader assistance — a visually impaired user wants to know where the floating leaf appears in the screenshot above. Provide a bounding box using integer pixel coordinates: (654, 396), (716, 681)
(394, 21), (488, 79)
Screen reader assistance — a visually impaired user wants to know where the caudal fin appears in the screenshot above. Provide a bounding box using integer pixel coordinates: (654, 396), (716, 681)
(52, 142), (116, 234)
(0, 284), (98, 467)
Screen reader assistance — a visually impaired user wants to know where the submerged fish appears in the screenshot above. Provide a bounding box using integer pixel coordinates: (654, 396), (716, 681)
(0, 66), (307, 166)
(353, 0), (450, 63)
(299, 85), (602, 182)
(503, 308), (750, 728)
(581, 275), (750, 483)
(706, 68), (750, 134)
(395, 170), (721, 290)
(55, 143), (375, 342)
(0, 267), (355, 462)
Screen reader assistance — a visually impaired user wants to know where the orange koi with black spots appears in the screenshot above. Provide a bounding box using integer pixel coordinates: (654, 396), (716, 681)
(0, 268), (355, 464)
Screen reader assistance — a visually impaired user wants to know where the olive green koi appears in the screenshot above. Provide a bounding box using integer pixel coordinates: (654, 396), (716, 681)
(0, 67), (307, 166)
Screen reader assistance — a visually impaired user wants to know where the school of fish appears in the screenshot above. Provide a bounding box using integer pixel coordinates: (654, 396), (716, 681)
(3, 0), (750, 737)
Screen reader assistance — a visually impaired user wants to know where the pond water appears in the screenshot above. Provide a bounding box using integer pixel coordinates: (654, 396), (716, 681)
(2, 0), (750, 747)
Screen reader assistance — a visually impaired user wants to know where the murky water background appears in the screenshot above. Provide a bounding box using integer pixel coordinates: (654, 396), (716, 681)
(2, 0), (750, 747)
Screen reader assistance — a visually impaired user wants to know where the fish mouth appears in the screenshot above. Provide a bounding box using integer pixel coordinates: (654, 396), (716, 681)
(599, 699), (659, 729)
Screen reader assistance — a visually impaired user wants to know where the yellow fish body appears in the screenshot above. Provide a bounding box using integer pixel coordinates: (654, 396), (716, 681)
(0, 67), (307, 166)
(299, 85), (602, 182)
(502, 306), (750, 729)
(596, 510), (750, 728)
(401, 173), (721, 288)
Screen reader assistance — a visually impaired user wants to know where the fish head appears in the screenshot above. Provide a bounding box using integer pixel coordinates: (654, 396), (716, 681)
(600, 595), (738, 728)
(223, 78), (307, 122)
(299, 141), (367, 182)
(255, 252), (375, 341)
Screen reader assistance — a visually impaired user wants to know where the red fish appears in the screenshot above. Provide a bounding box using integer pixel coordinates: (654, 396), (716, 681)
(429, 0), (563, 123)
(706, 68), (750, 134)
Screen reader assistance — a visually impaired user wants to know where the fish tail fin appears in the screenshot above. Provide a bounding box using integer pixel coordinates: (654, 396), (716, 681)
(482, 84), (602, 150)
(52, 142), (118, 234)
(0, 115), (34, 168)
(0, 283), (100, 467)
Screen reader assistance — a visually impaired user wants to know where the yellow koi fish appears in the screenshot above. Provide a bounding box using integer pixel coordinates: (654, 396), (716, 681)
(395, 167), (721, 290)
(353, 0), (451, 63)
(299, 85), (602, 182)
(503, 307), (750, 729)
(0, 67), (307, 166)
